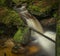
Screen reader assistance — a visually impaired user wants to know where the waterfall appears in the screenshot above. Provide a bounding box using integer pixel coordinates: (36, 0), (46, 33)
(14, 5), (56, 56)
(14, 6), (44, 33)
(32, 31), (56, 56)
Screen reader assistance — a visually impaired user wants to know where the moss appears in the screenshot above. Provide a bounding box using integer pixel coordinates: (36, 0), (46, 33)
(0, 7), (26, 38)
(13, 27), (29, 43)
(0, 7), (24, 27)
(12, 0), (27, 5)
(0, 5), (30, 43)
(57, 16), (60, 56)
(27, 0), (57, 16)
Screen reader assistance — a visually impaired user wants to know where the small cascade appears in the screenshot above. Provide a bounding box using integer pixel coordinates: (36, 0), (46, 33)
(14, 5), (56, 56)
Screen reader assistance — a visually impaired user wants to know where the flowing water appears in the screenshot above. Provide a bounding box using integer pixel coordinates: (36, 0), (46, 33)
(14, 5), (56, 56)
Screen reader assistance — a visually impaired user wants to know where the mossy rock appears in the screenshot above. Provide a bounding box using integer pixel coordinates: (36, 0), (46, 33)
(0, 7), (26, 38)
(0, 7), (30, 43)
(0, 7), (24, 27)
(27, 0), (57, 16)
(0, 0), (58, 17)
(13, 27), (31, 44)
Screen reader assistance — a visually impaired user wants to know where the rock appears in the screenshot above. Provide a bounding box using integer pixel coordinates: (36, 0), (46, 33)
(27, 0), (57, 16)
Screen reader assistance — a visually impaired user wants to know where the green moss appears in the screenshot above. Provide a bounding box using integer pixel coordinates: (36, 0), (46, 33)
(0, 7), (26, 38)
(0, 6), (29, 43)
(13, 27), (29, 43)
(0, 7), (24, 27)
(27, 0), (57, 16)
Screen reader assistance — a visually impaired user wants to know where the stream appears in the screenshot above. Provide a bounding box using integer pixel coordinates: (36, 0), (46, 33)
(14, 5), (56, 56)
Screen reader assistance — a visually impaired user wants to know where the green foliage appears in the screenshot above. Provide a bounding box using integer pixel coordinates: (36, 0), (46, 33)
(27, 5), (51, 15)
(0, 0), (58, 16)
(0, 7), (26, 38)
(12, 0), (27, 5)
(0, 0), (5, 6)
(27, 0), (57, 16)
(0, 7), (24, 28)
(13, 27), (29, 43)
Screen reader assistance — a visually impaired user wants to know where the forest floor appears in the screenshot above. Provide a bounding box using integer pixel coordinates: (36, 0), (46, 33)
(0, 39), (41, 56)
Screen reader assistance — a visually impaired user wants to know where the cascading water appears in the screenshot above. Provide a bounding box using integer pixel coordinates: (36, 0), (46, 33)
(14, 5), (56, 56)
(32, 31), (56, 56)
(14, 6), (44, 33)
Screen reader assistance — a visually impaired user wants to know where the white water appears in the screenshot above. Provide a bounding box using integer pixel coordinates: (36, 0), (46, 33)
(32, 31), (56, 56)
(15, 6), (56, 56)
